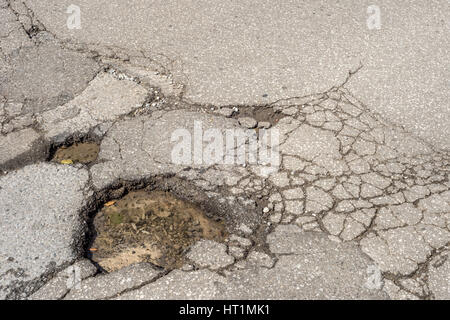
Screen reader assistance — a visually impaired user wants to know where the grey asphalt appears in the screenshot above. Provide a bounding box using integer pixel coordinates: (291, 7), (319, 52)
(0, 0), (449, 301)
(24, 0), (450, 150)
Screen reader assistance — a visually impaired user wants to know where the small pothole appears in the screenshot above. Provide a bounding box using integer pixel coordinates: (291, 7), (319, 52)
(52, 142), (100, 164)
(232, 106), (285, 126)
(88, 190), (227, 272)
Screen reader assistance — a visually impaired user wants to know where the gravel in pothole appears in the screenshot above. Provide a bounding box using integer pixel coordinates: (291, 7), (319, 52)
(52, 142), (100, 164)
(89, 190), (227, 272)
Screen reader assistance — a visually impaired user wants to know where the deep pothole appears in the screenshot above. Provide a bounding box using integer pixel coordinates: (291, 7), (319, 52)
(89, 190), (227, 272)
(80, 173), (264, 273)
(81, 174), (263, 273)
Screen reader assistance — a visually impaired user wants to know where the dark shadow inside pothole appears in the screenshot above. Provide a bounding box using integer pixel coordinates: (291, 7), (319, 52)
(85, 185), (228, 273)
(51, 142), (100, 165)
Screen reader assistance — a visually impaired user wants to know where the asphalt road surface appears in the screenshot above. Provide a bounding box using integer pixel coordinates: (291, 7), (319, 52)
(0, 0), (449, 300)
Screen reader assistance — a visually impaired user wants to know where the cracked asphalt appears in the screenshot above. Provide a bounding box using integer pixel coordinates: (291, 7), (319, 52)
(0, 0), (449, 300)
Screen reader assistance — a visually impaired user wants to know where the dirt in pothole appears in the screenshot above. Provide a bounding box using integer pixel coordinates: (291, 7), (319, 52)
(89, 190), (227, 272)
(52, 142), (99, 164)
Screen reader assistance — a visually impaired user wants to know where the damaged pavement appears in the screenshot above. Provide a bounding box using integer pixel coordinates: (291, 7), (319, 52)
(0, 0), (449, 300)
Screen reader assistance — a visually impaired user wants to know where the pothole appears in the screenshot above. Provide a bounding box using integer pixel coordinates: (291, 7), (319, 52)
(88, 189), (227, 272)
(51, 142), (100, 164)
(231, 106), (285, 126)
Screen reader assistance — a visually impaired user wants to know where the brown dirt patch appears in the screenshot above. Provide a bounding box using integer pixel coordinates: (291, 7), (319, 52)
(90, 190), (226, 272)
(52, 142), (99, 164)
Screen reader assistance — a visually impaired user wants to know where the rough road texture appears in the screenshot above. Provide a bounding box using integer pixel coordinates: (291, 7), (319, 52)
(0, 163), (90, 299)
(0, 0), (448, 300)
